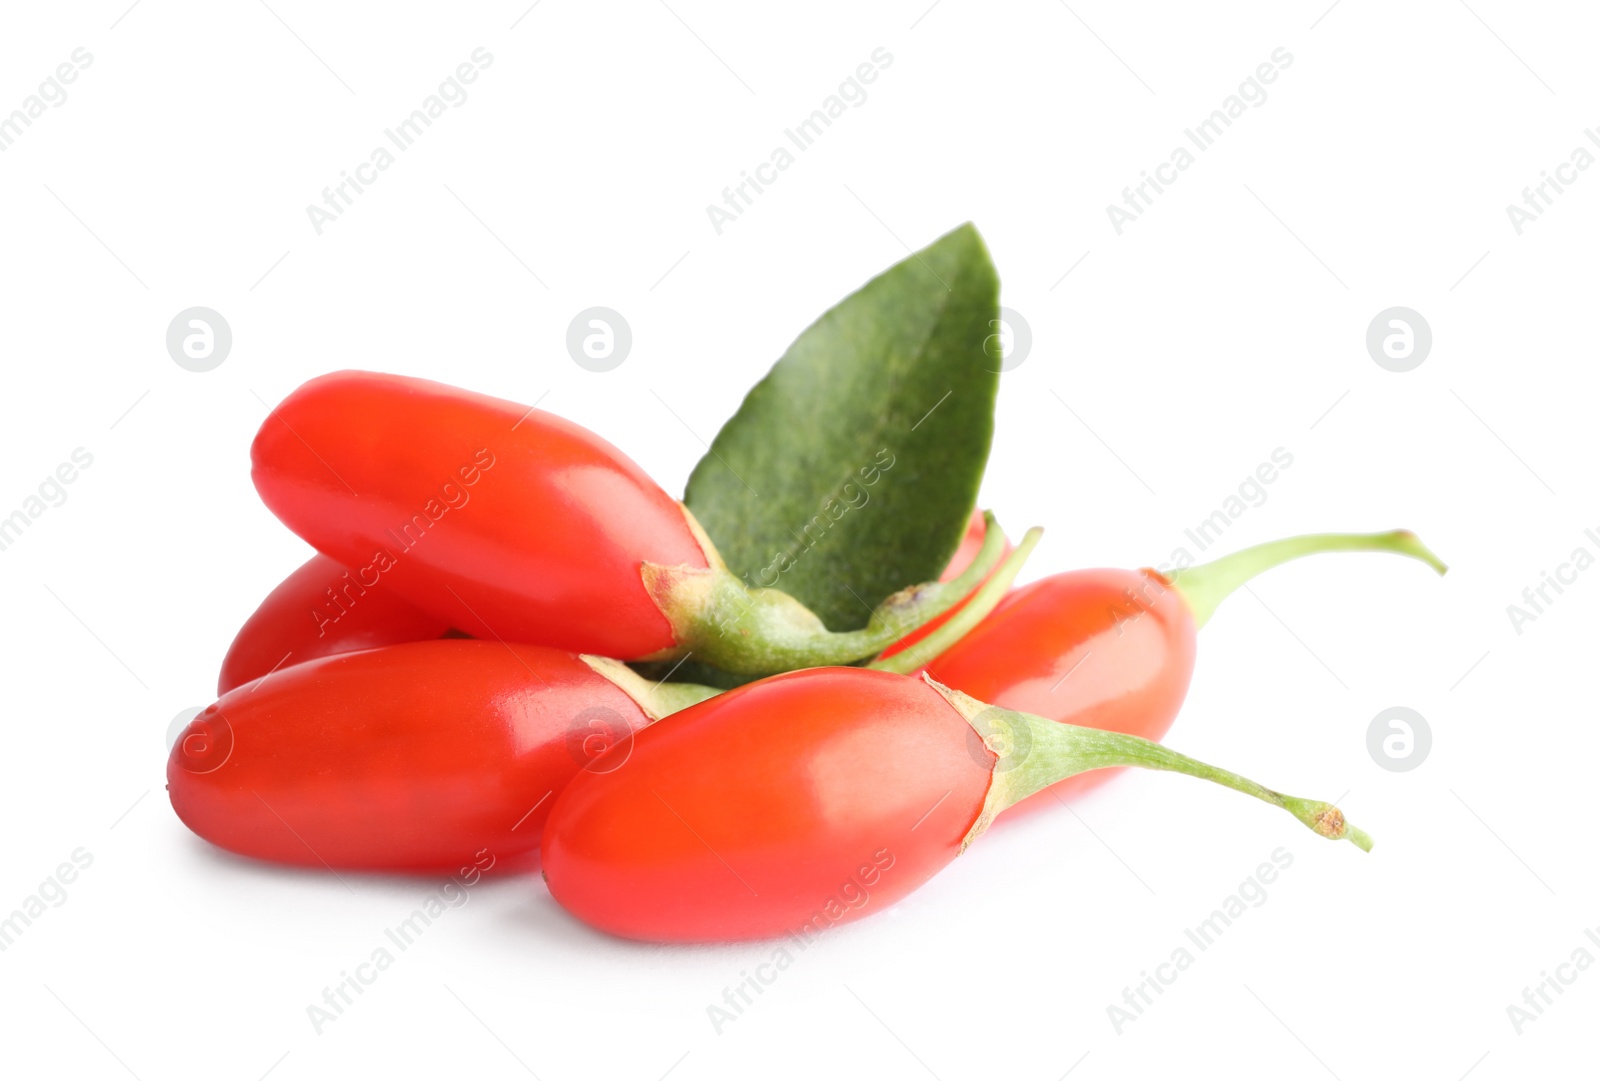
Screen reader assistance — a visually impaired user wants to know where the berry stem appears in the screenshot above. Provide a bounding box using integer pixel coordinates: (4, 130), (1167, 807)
(1168, 529), (1447, 630)
(582, 655), (723, 719)
(868, 526), (1042, 675)
(927, 677), (1372, 853)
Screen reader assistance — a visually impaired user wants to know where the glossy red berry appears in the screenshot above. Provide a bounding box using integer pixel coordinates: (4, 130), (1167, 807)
(541, 669), (985, 942)
(541, 666), (1370, 943)
(170, 640), (694, 872)
(924, 567), (1195, 806)
(216, 553), (454, 695)
(251, 371), (708, 660)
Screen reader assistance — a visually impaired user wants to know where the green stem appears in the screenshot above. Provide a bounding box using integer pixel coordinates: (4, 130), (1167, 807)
(582, 655), (722, 719)
(927, 678), (1372, 853)
(868, 527), (1042, 675)
(1167, 530), (1447, 630)
(648, 510), (1043, 675)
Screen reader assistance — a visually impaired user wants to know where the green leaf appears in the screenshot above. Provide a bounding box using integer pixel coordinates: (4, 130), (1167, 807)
(684, 222), (1002, 631)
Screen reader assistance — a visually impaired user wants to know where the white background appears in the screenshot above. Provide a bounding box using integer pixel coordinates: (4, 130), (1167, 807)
(0, 1), (1594, 1078)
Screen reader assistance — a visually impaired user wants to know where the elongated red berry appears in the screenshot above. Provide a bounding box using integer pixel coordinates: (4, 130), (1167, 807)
(922, 567), (1195, 804)
(251, 371), (708, 659)
(541, 667), (1368, 943)
(218, 510), (1012, 692)
(250, 372), (1025, 672)
(216, 553), (454, 695)
(170, 640), (712, 872)
(877, 530), (1448, 811)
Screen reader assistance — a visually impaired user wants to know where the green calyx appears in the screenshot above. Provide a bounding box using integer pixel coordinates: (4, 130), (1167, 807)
(1166, 529), (1448, 630)
(925, 677), (1372, 854)
(581, 655), (722, 719)
(643, 506), (1035, 676)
